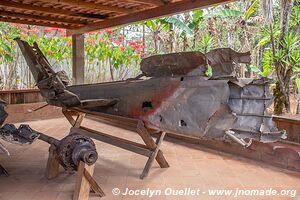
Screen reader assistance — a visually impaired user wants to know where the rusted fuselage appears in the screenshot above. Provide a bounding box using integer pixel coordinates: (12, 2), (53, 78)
(15, 39), (286, 146)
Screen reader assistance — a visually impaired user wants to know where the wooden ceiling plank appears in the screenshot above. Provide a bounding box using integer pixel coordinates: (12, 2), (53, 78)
(126, 0), (166, 6)
(0, 11), (86, 25)
(0, 17), (74, 29)
(67, 0), (233, 35)
(0, 0), (106, 20)
(36, 0), (133, 13)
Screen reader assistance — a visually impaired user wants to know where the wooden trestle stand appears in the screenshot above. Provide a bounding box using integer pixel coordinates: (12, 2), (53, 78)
(46, 144), (105, 200)
(0, 164), (8, 176)
(45, 108), (169, 199)
(62, 108), (169, 179)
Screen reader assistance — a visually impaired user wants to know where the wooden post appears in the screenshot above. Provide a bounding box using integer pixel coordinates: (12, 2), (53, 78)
(0, 164), (9, 176)
(137, 121), (169, 169)
(73, 161), (105, 200)
(72, 34), (85, 85)
(140, 131), (166, 179)
(45, 144), (60, 179)
(62, 109), (86, 129)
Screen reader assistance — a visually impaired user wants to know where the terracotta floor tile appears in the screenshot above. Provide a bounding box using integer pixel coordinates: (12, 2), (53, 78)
(0, 118), (300, 200)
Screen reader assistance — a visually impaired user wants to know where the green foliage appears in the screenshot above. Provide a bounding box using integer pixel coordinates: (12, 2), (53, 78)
(262, 50), (274, 77)
(296, 78), (300, 94)
(209, 9), (243, 18)
(195, 34), (215, 53)
(0, 23), (20, 64)
(162, 17), (193, 35)
(244, 0), (260, 20)
(205, 64), (213, 77)
(189, 10), (204, 29)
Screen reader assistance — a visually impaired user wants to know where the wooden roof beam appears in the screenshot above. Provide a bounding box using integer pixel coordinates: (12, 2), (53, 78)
(37, 0), (133, 14)
(127, 0), (170, 6)
(67, 0), (233, 35)
(0, 11), (86, 26)
(0, 0), (108, 20)
(0, 17), (75, 29)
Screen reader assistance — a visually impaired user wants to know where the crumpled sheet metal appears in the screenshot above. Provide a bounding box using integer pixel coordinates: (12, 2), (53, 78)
(145, 79), (236, 138)
(206, 48), (251, 80)
(15, 39), (81, 108)
(141, 52), (208, 77)
(229, 78), (285, 142)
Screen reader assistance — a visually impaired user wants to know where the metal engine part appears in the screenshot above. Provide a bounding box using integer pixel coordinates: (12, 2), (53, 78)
(0, 124), (40, 145)
(0, 121), (98, 171)
(56, 134), (98, 171)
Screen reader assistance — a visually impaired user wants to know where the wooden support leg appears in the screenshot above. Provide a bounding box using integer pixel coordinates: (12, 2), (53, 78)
(73, 161), (105, 200)
(137, 121), (169, 169)
(62, 109), (86, 128)
(140, 131), (166, 179)
(46, 144), (60, 179)
(0, 164), (9, 176)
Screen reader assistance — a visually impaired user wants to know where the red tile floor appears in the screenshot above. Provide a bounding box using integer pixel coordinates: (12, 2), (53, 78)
(0, 118), (299, 200)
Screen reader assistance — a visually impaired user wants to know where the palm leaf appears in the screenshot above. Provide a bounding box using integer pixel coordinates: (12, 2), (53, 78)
(208, 9), (243, 18)
(163, 17), (193, 35)
(245, 0), (260, 20)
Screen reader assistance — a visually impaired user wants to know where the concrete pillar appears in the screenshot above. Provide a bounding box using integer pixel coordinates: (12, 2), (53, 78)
(72, 34), (84, 85)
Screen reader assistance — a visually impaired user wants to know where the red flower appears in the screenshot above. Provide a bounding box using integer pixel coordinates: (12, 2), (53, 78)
(56, 28), (64, 33)
(67, 41), (72, 46)
(109, 38), (115, 42)
(20, 33), (27, 38)
(12, 23), (22, 28)
(100, 39), (107, 43)
(135, 40), (143, 44)
(128, 41), (136, 46)
(28, 28), (39, 34)
(44, 28), (52, 33)
(48, 51), (56, 55)
(105, 28), (113, 35)
(114, 41), (122, 46)
(87, 39), (96, 45)
(118, 35), (124, 40)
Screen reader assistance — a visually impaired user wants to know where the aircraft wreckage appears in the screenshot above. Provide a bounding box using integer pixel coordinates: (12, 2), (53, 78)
(0, 39), (286, 178)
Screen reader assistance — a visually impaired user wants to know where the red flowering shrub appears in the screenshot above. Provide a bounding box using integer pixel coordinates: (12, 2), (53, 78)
(44, 28), (52, 33)
(105, 28), (113, 35)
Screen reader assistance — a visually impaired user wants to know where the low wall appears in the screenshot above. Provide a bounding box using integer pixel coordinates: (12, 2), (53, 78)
(0, 89), (44, 104)
(5, 102), (63, 123)
(273, 116), (300, 143)
(0, 89), (63, 123)
(160, 133), (300, 172)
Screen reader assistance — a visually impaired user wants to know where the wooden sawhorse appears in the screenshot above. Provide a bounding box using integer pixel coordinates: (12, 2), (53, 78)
(46, 144), (105, 200)
(62, 108), (169, 179)
(0, 164), (8, 176)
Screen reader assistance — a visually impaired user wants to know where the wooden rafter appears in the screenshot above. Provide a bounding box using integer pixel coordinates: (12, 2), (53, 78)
(0, 17), (76, 29)
(0, 0), (107, 20)
(0, 0), (233, 33)
(127, 0), (167, 6)
(36, 0), (134, 14)
(67, 0), (233, 35)
(0, 11), (86, 26)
